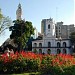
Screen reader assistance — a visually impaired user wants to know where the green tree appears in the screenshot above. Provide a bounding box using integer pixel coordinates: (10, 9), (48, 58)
(69, 32), (75, 52)
(0, 8), (12, 34)
(9, 20), (34, 50)
(70, 32), (75, 43)
(0, 8), (3, 20)
(0, 16), (12, 34)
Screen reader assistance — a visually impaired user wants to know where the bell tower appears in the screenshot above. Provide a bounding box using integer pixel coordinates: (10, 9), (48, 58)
(43, 18), (56, 38)
(16, 3), (22, 20)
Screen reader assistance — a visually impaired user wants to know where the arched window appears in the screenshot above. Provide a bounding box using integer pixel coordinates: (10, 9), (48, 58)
(39, 43), (42, 47)
(48, 24), (50, 29)
(57, 49), (61, 54)
(34, 43), (37, 47)
(48, 42), (51, 47)
(57, 42), (61, 47)
(47, 49), (51, 54)
(33, 49), (37, 53)
(39, 49), (42, 54)
(63, 49), (66, 54)
(63, 42), (66, 47)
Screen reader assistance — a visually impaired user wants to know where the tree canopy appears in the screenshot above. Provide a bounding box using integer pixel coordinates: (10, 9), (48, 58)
(69, 32), (75, 44)
(0, 8), (12, 34)
(0, 8), (3, 20)
(69, 32), (75, 52)
(9, 20), (34, 50)
(0, 16), (12, 34)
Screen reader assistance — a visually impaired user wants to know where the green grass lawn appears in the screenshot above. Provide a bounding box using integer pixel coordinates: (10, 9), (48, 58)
(10, 72), (40, 75)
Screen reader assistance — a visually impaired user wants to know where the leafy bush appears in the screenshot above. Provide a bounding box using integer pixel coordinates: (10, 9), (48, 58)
(0, 51), (75, 74)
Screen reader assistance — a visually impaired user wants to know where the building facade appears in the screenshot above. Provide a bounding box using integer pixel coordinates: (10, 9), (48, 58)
(32, 18), (72, 54)
(42, 20), (75, 39)
(56, 22), (75, 39)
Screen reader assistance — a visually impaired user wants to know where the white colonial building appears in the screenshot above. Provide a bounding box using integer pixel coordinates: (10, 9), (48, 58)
(32, 18), (72, 54)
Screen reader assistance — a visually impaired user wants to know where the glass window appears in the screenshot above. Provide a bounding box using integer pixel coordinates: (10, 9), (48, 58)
(59, 27), (60, 29)
(34, 43), (37, 47)
(63, 42), (66, 47)
(39, 49), (42, 54)
(48, 42), (51, 47)
(33, 49), (37, 53)
(47, 49), (51, 54)
(39, 43), (42, 47)
(57, 49), (61, 54)
(48, 24), (50, 29)
(57, 42), (61, 47)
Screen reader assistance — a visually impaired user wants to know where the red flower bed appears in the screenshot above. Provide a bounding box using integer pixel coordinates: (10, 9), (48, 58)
(0, 51), (75, 74)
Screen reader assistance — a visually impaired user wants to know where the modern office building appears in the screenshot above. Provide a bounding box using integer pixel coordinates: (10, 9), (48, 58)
(56, 22), (75, 39)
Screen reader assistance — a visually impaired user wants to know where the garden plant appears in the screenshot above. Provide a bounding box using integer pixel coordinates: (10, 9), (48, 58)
(0, 51), (75, 75)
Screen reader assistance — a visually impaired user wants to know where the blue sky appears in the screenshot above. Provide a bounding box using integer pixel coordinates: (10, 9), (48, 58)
(0, 0), (74, 45)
